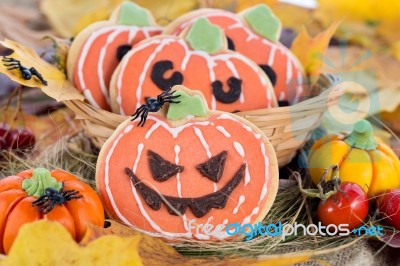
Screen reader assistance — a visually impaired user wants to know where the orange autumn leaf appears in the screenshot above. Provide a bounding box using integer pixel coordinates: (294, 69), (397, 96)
(290, 21), (340, 81)
(0, 39), (84, 102)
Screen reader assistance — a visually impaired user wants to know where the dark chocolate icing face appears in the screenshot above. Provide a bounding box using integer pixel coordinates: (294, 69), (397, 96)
(212, 77), (242, 103)
(259, 64), (277, 86)
(116, 44), (133, 61)
(148, 150), (184, 182)
(150, 60), (184, 91)
(125, 150), (245, 218)
(227, 36), (235, 51)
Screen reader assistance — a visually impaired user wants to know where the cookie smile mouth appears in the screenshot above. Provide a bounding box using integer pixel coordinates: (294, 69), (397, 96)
(125, 164), (245, 218)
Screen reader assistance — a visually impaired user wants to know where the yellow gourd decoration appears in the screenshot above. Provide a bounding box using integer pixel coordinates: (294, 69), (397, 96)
(309, 119), (400, 198)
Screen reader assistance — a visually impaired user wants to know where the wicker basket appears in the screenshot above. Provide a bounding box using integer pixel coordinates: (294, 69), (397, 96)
(63, 74), (342, 167)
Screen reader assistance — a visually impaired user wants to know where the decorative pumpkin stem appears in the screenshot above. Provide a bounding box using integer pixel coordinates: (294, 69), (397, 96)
(344, 119), (378, 150)
(22, 168), (62, 198)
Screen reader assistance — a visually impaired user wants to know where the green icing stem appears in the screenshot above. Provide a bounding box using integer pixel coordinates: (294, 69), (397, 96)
(344, 119), (378, 150)
(117, 1), (151, 26)
(22, 168), (63, 198)
(167, 91), (207, 120)
(185, 18), (224, 54)
(242, 4), (281, 42)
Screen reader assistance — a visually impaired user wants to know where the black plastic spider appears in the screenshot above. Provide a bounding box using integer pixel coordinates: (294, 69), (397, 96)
(32, 183), (82, 214)
(2, 56), (48, 85)
(131, 89), (181, 126)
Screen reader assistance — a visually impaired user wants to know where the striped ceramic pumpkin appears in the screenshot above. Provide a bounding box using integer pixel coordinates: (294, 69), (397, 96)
(165, 4), (305, 105)
(96, 87), (279, 241)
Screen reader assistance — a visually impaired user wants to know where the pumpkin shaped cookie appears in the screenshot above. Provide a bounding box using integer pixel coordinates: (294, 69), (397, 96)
(109, 17), (277, 115)
(96, 86), (279, 241)
(67, 2), (162, 110)
(165, 4), (305, 105)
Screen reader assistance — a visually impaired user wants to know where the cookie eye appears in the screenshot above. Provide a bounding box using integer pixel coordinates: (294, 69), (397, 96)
(196, 151), (227, 182)
(259, 64), (277, 86)
(227, 37), (235, 51)
(116, 44), (132, 61)
(151, 60), (184, 91)
(212, 77), (242, 103)
(148, 150), (184, 182)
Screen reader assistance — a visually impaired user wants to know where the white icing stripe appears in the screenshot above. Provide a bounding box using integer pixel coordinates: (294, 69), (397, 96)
(216, 126), (231, 138)
(145, 116), (210, 139)
(174, 145), (182, 198)
(194, 127), (211, 158)
(286, 55), (293, 84)
(244, 162), (251, 186)
(133, 143), (144, 173)
(105, 124), (134, 227)
(145, 121), (161, 139)
(233, 195), (245, 214)
(83, 90), (101, 109)
(259, 143), (269, 202)
(233, 142), (244, 157)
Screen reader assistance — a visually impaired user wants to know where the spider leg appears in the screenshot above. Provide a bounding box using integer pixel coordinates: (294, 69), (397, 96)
(3, 63), (19, 67)
(138, 109), (149, 127)
(131, 105), (146, 121)
(167, 100), (181, 104)
(65, 194), (83, 201)
(6, 66), (20, 71)
(2, 57), (20, 64)
(32, 196), (49, 206)
(30, 67), (48, 85)
(39, 201), (55, 214)
(62, 190), (80, 197)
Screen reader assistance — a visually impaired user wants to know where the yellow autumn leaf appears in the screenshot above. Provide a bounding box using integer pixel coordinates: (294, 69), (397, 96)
(290, 21), (340, 81)
(0, 221), (142, 266)
(198, 0), (238, 11)
(41, 0), (125, 38)
(0, 39), (84, 102)
(133, 0), (198, 25)
(235, 0), (278, 11)
(314, 0), (400, 51)
(0, 220), (336, 265)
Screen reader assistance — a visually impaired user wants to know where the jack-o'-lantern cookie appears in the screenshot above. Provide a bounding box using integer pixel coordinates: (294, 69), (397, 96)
(109, 17), (277, 115)
(67, 2), (162, 110)
(165, 4), (305, 105)
(96, 86), (279, 241)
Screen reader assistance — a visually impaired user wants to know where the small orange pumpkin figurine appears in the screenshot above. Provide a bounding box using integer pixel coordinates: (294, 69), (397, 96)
(309, 119), (400, 198)
(97, 85), (279, 241)
(0, 168), (104, 254)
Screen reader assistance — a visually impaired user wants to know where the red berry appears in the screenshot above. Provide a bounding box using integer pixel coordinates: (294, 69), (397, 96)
(6, 128), (36, 150)
(378, 189), (400, 230)
(318, 182), (369, 231)
(0, 136), (7, 150)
